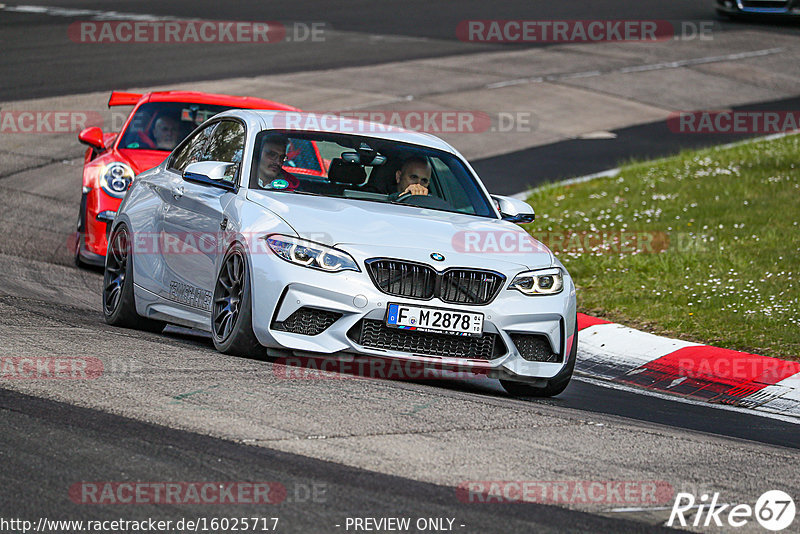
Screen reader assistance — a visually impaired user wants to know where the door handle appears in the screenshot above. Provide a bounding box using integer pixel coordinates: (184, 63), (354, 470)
(172, 186), (184, 200)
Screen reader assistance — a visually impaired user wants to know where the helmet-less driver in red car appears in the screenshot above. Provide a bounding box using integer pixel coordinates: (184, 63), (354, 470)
(142, 114), (181, 151)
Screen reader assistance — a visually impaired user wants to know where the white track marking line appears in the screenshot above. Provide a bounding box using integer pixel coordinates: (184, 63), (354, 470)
(2, 4), (184, 20)
(605, 505), (675, 513)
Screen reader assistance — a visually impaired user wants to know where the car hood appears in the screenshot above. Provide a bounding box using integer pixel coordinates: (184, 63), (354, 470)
(246, 191), (553, 271)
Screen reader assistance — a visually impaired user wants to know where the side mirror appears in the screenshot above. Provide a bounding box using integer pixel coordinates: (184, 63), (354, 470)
(78, 127), (105, 150)
(492, 195), (536, 224)
(183, 161), (237, 191)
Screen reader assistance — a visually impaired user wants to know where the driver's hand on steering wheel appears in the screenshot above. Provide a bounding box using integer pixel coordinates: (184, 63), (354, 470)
(401, 183), (429, 196)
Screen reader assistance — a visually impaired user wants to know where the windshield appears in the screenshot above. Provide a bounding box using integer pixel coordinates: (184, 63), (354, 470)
(118, 102), (233, 151)
(249, 131), (496, 218)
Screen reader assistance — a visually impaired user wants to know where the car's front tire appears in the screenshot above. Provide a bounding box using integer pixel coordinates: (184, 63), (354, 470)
(73, 230), (86, 267)
(212, 244), (262, 357)
(501, 320), (578, 398)
(74, 200), (88, 267)
(103, 224), (164, 333)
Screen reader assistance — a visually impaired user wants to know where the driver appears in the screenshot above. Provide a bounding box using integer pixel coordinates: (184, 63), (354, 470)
(257, 134), (299, 191)
(151, 115), (180, 150)
(390, 156), (431, 200)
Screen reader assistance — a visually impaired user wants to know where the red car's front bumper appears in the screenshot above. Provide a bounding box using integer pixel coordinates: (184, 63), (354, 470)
(76, 187), (121, 266)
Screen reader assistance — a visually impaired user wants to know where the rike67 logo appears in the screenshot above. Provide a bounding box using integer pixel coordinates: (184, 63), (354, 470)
(668, 490), (795, 531)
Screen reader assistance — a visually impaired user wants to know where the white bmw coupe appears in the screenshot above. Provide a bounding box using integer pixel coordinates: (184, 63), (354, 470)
(103, 110), (577, 396)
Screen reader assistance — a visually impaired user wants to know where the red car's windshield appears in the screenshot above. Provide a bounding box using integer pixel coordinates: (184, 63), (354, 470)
(119, 102), (233, 151)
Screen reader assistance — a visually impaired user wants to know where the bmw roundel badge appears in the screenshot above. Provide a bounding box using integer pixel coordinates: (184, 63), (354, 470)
(430, 252), (445, 262)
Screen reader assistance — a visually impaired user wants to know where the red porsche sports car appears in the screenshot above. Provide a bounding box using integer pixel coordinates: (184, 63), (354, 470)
(74, 90), (326, 266)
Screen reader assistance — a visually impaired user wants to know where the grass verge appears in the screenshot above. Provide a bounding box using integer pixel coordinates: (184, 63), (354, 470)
(525, 133), (800, 361)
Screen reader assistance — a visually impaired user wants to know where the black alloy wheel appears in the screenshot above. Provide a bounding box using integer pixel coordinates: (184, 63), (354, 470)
(212, 245), (262, 357)
(213, 250), (245, 341)
(103, 226), (129, 317)
(103, 224), (164, 332)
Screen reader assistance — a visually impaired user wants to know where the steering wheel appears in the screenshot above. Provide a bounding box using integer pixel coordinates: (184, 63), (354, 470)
(396, 192), (452, 210)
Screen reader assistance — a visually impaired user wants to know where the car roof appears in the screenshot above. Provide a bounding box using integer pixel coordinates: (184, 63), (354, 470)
(118, 90), (300, 111)
(218, 109), (460, 154)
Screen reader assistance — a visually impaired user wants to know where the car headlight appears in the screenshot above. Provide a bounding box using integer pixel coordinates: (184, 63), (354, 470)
(266, 235), (360, 273)
(100, 162), (134, 198)
(509, 268), (564, 295)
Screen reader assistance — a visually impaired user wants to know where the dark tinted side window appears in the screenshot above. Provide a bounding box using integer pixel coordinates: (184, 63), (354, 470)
(170, 123), (217, 172)
(204, 121), (245, 183)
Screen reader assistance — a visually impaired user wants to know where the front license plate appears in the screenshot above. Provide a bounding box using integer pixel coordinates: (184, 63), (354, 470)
(386, 303), (483, 337)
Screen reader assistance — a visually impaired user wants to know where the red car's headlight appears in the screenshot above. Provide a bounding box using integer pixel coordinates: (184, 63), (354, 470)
(100, 162), (134, 198)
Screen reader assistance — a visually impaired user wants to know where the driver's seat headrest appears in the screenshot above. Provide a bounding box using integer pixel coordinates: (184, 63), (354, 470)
(328, 158), (366, 185)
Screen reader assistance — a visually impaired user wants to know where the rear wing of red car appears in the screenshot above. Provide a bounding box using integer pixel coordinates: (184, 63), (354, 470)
(108, 92), (143, 107)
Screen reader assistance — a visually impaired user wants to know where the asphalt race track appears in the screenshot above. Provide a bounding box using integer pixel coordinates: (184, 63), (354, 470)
(3, 0), (800, 101)
(0, 388), (679, 533)
(1, 1), (799, 533)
